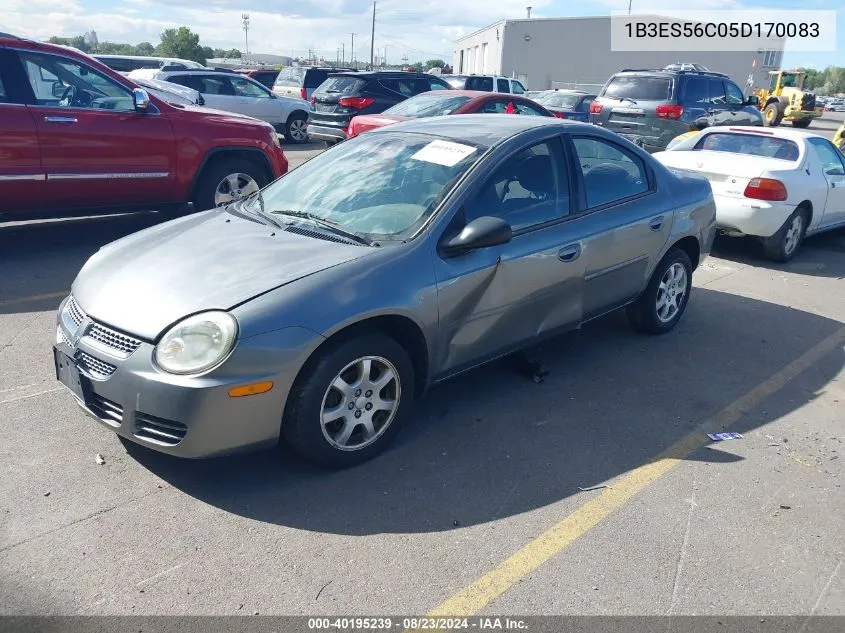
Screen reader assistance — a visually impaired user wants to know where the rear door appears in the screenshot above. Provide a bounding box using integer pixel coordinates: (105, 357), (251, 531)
(592, 73), (675, 142)
(0, 49), (44, 213)
(16, 48), (176, 210)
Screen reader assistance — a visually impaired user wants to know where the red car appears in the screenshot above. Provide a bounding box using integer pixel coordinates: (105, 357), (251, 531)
(0, 34), (288, 221)
(347, 90), (555, 138)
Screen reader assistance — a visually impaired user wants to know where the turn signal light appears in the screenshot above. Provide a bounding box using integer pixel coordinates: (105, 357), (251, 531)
(744, 178), (788, 201)
(589, 102), (603, 114)
(228, 381), (274, 398)
(338, 96), (375, 109)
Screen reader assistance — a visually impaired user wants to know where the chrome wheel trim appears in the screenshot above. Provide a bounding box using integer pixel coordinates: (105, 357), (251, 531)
(214, 172), (260, 207)
(320, 355), (401, 451)
(656, 262), (688, 324)
(783, 214), (803, 256)
(288, 118), (308, 142)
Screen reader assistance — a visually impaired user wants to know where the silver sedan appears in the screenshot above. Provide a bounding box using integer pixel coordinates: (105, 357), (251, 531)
(55, 115), (717, 467)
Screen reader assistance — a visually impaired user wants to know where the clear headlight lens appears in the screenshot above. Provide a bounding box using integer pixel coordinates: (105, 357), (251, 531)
(154, 311), (238, 375)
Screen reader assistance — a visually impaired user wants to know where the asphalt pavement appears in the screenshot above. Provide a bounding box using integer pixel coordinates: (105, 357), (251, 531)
(1, 117), (844, 618)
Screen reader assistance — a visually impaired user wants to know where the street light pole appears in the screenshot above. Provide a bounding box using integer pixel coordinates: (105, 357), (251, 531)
(370, 2), (376, 70)
(351, 33), (356, 68)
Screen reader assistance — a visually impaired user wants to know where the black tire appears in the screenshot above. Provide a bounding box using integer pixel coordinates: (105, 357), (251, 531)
(763, 207), (808, 263)
(284, 112), (309, 144)
(282, 332), (415, 468)
(627, 247), (693, 335)
(763, 103), (783, 127)
(790, 119), (812, 128)
(191, 156), (268, 212)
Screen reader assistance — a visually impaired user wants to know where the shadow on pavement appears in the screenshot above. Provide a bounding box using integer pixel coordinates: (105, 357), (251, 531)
(124, 287), (845, 535)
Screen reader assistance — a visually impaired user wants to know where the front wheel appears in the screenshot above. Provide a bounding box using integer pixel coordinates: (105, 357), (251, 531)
(627, 247), (693, 334)
(763, 103), (782, 127)
(763, 208), (807, 262)
(191, 157), (268, 211)
(282, 333), (415, 468)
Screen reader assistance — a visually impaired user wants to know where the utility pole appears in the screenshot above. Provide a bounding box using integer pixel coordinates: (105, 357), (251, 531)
(242, 13), (250, 56)
(350, 33), (356, 68)
(383, 45), (388, 67)
(628, 0), (632, 14)
(341, 43), (345, 65)
(370, 2), (376, 70)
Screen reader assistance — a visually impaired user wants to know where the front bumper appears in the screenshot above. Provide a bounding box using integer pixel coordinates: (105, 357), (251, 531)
(55, 298), (322, 458)
(714, 196), (795, 238)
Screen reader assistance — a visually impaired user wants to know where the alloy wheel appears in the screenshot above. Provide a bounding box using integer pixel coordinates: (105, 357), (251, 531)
(288, 118), (308, 142)
(656, 262), (688, 324)
(783, 214), (803, 256)
(214, 172), (260, 207)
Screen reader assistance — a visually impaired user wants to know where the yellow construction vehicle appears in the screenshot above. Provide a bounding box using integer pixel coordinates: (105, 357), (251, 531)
(755, 70), (823, 128)
(834, 122), (845, 151)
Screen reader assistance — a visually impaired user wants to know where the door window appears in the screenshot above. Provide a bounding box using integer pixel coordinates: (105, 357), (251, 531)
(230, 76), (270, 98)
(497, 78), (509, 93)
(465, 76), (494, 91)
(463, 140), (568, 231)
(808, 138), (845, 175)
(427, 78), (451, 91)
(514, 101), (548, 116)
(197, 75), (235, 95)
(478, 100), (510, 113)
(572, 137), (649, 208)
(683, 77), (710, 105)
(578, 97), (594, 112)
(18, 51), (134, 111)
(511, 80), (525, 94)
(725, 81), (745, 105)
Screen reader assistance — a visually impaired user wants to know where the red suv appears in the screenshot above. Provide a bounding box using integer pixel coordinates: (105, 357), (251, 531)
(0, 35), (288, 221)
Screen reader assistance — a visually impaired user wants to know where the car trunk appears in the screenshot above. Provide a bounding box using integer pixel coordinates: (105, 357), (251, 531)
(593, 75), (676, 142)
(309, 76), (370, 132)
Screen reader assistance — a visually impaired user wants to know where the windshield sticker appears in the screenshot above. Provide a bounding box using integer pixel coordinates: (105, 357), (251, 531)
(411, 140), (477, 167)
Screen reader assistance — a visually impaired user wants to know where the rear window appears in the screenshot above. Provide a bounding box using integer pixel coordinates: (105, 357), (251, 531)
(694, 132), (800, 161)
(315, 76), (367, 96)
(465, 76), (494, 91)
(97, 57), (131, 72)
(603, 75), (673, 101)
(384, 93), (472, 117)
(275, 67), (305, 87)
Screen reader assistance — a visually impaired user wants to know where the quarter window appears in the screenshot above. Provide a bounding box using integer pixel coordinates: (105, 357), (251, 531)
(464, 140), (569, 230)
(497, 78), (509, 92)
(572, 137), (649, 208)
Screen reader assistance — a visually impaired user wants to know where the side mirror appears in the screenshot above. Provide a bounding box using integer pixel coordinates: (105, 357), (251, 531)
(52, 81), (66, 99)
(441, 216), (512, 256)
(745, 95), (759, 106)
(133, 88), (150, 112)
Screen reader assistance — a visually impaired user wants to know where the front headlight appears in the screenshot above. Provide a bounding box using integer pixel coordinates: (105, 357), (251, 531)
(154, 311), (238, 375)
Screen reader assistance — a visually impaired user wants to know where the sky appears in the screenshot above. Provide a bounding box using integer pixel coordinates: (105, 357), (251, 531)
(1, 0), (842, 68)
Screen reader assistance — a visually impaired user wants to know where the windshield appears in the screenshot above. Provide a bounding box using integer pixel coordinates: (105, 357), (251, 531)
(257, 132), (485, 239)
(604, 75), (672, 101)
(694, 133), (800, 161)
(384, 93), (472, 117)
(534, 92), (581, 109)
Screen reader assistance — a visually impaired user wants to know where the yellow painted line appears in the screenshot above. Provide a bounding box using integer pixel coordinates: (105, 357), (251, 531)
(0, 291), (68, 308)
(426, 325), (845, 618)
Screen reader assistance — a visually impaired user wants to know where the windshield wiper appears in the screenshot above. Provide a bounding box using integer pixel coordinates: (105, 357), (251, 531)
(244, 190), (285, 228)
(272, 210), (373, 246)
(618, 97), (638, 105)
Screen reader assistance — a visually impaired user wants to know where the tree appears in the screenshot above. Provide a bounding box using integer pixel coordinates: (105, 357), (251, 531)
(424, 59), (445, 70)
(411, 62), (424, 72)
(225, 48), (242, 59)
(135, 41), (155, 56)
(157, 27), (205, 64)
(201, 46), (215, 60)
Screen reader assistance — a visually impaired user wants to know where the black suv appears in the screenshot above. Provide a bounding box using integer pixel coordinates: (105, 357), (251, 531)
(307, 71), (453, 145)
(589, 68), (763, 152)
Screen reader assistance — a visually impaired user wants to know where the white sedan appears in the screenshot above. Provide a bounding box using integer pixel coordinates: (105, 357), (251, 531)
(654, 127), (845, 261)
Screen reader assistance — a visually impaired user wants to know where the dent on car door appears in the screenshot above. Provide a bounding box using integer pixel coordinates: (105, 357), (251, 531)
(432, 137), (586, 376)
(569, 135), (671, 319)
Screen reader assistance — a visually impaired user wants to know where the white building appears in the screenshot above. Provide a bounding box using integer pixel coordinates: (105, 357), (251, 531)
(453, 16), (785, 93)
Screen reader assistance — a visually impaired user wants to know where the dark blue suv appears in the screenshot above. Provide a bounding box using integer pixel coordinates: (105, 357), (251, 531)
(589, 68), (763, 152)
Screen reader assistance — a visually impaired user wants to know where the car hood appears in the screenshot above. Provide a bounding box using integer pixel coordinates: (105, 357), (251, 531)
(72, 208), (369, 340)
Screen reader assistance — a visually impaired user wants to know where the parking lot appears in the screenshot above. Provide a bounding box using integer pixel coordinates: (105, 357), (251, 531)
(2, 114), (845, 618)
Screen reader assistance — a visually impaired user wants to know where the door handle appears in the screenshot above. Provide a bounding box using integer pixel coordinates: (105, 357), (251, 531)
(649, 216), (665, 231)
(44, 116), (77, 123)
(558, 244), (581, 262)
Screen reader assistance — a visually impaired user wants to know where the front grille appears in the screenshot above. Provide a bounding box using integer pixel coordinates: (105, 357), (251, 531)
(87, 393), (123, 427)
(67, 297), (85, 326)
(87, 323), (142, 355)
(78, 352), (116, 378)
(59, 327), (72, 347)
(801, 93), (816, 110)
(134, 413), (187, 446)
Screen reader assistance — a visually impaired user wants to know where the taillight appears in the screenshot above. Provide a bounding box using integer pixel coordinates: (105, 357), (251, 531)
(656, 104), (684, 120)
(300, 87), (307, 100)
(338, 97), (375, 110)
(553, 112), (565, 119)
(744, 178), (788, 201)
(589, 102), (603, 115)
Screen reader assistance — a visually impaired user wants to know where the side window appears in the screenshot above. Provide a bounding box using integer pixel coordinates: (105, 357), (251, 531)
(515, 101), (547, 116)
(467, 76), (494, 91)
(497, 78), (509, 92)
(683, 77), (710, 105)
(808, 138), (845, 175)
(463, 140), (568, 231)
(18, 51), (134, 111)
(511, 80), (525, 94)
(230, 76), (270, 98)
(0, 74), (6, 103)
(725, 81), (745, 106)
(708, 79), (726, 105)
(428, 78), (450, 91)
(579, 97), (594, 112)
(572, 137), (649, 208)
(478, 100), (508, 114)
(198, 75), (234, 95)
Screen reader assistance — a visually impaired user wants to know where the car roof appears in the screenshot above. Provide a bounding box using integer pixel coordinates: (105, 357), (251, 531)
(368, 114), (577, 146)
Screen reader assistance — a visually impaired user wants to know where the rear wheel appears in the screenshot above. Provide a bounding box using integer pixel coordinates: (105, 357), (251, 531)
(192, 157), (268, 212)
(791, 119), (812, 128)
(627, 247), (693, 334)
(763, 207), (807, 262)
(284, 112), (309, 144)
(763, 103), (782, 127)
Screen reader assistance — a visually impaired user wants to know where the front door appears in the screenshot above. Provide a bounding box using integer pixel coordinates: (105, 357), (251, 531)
(724, 79), (758, 126)
(433, 138), (585, 376)
(808, 137), (845, 228)
(15, 49), (176, 210)
(569, 135), (671, 319)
